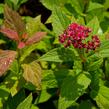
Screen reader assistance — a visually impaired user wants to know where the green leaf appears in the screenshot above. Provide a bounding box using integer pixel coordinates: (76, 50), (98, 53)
(1, 72), (20, 96)
(17, 0), (28, 6)
(87, 59), (103, 71)
(38, 47), (78, 62)
(105, 58), (109, 79)
(79, 100), (94, 109)
(26, 16), (43, 36)
(36, 90), (52, 104)
(91, 85), (109, 109)
(90, 70), (99, 88)
(42, 69), (71, 89)
(5, 0), (28, 10)
(35, 89), (56, 104)
(22, 61), (42, 90)
(24, 82), (36, 91)
(69, 0), (85, 15)
(73, 60), (82, 71)
(52, 7), (70, 36)
(9, 60), (19, 74)
(97, 40), (109, 58)
(99, 49), (109, 58)
(85, 1), (104, 22)
(34, 41), (47, 51)
(0, 39), (5, 45)
(10, 80), (19, 96)
(100, 17), (109, 32)
(40, 0), (57, 10)
(40, 0), (67, 10)
(12, 89), (26, 108)
(58, 72), (91, 109)
(0, 4), (4, 14)
(87, 1), (104, 12)
(4, 89), (26, 109)
(31, 105), (39, 109)
(104, 0), (109, 10)
(16, 93), (32, 109)
(0, 85), (10, 108)
(87, 16), (99, 34)
(86, 9), (103, 23)
(100, 40), (109, 50)
(20, 43), (38, 62)
(45, 0), (86, 20)
(5, 0), (19, 7)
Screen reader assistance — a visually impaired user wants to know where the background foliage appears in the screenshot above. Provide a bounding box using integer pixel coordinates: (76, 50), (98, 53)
(0, 0), (109, 109)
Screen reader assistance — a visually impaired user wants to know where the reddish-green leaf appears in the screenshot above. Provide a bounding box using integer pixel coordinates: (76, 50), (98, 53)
(18, 42), (26, 49)
(0, 27), (19, 41)
(0, 50), (17, 76)
(25, 32), (46, 45)
(4, 4), (26, 35)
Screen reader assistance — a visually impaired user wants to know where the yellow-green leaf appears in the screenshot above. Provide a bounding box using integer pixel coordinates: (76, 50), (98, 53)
(91, 85), (109, 109)
(22, 61), (42, 90)
(26, 16), (43, 36)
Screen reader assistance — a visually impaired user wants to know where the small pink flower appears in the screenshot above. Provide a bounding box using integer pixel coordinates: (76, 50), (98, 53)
(59, 23), (100, 52)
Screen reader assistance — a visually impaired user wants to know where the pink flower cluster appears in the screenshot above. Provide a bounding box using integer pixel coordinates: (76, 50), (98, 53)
(59, 23), (100, 52)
